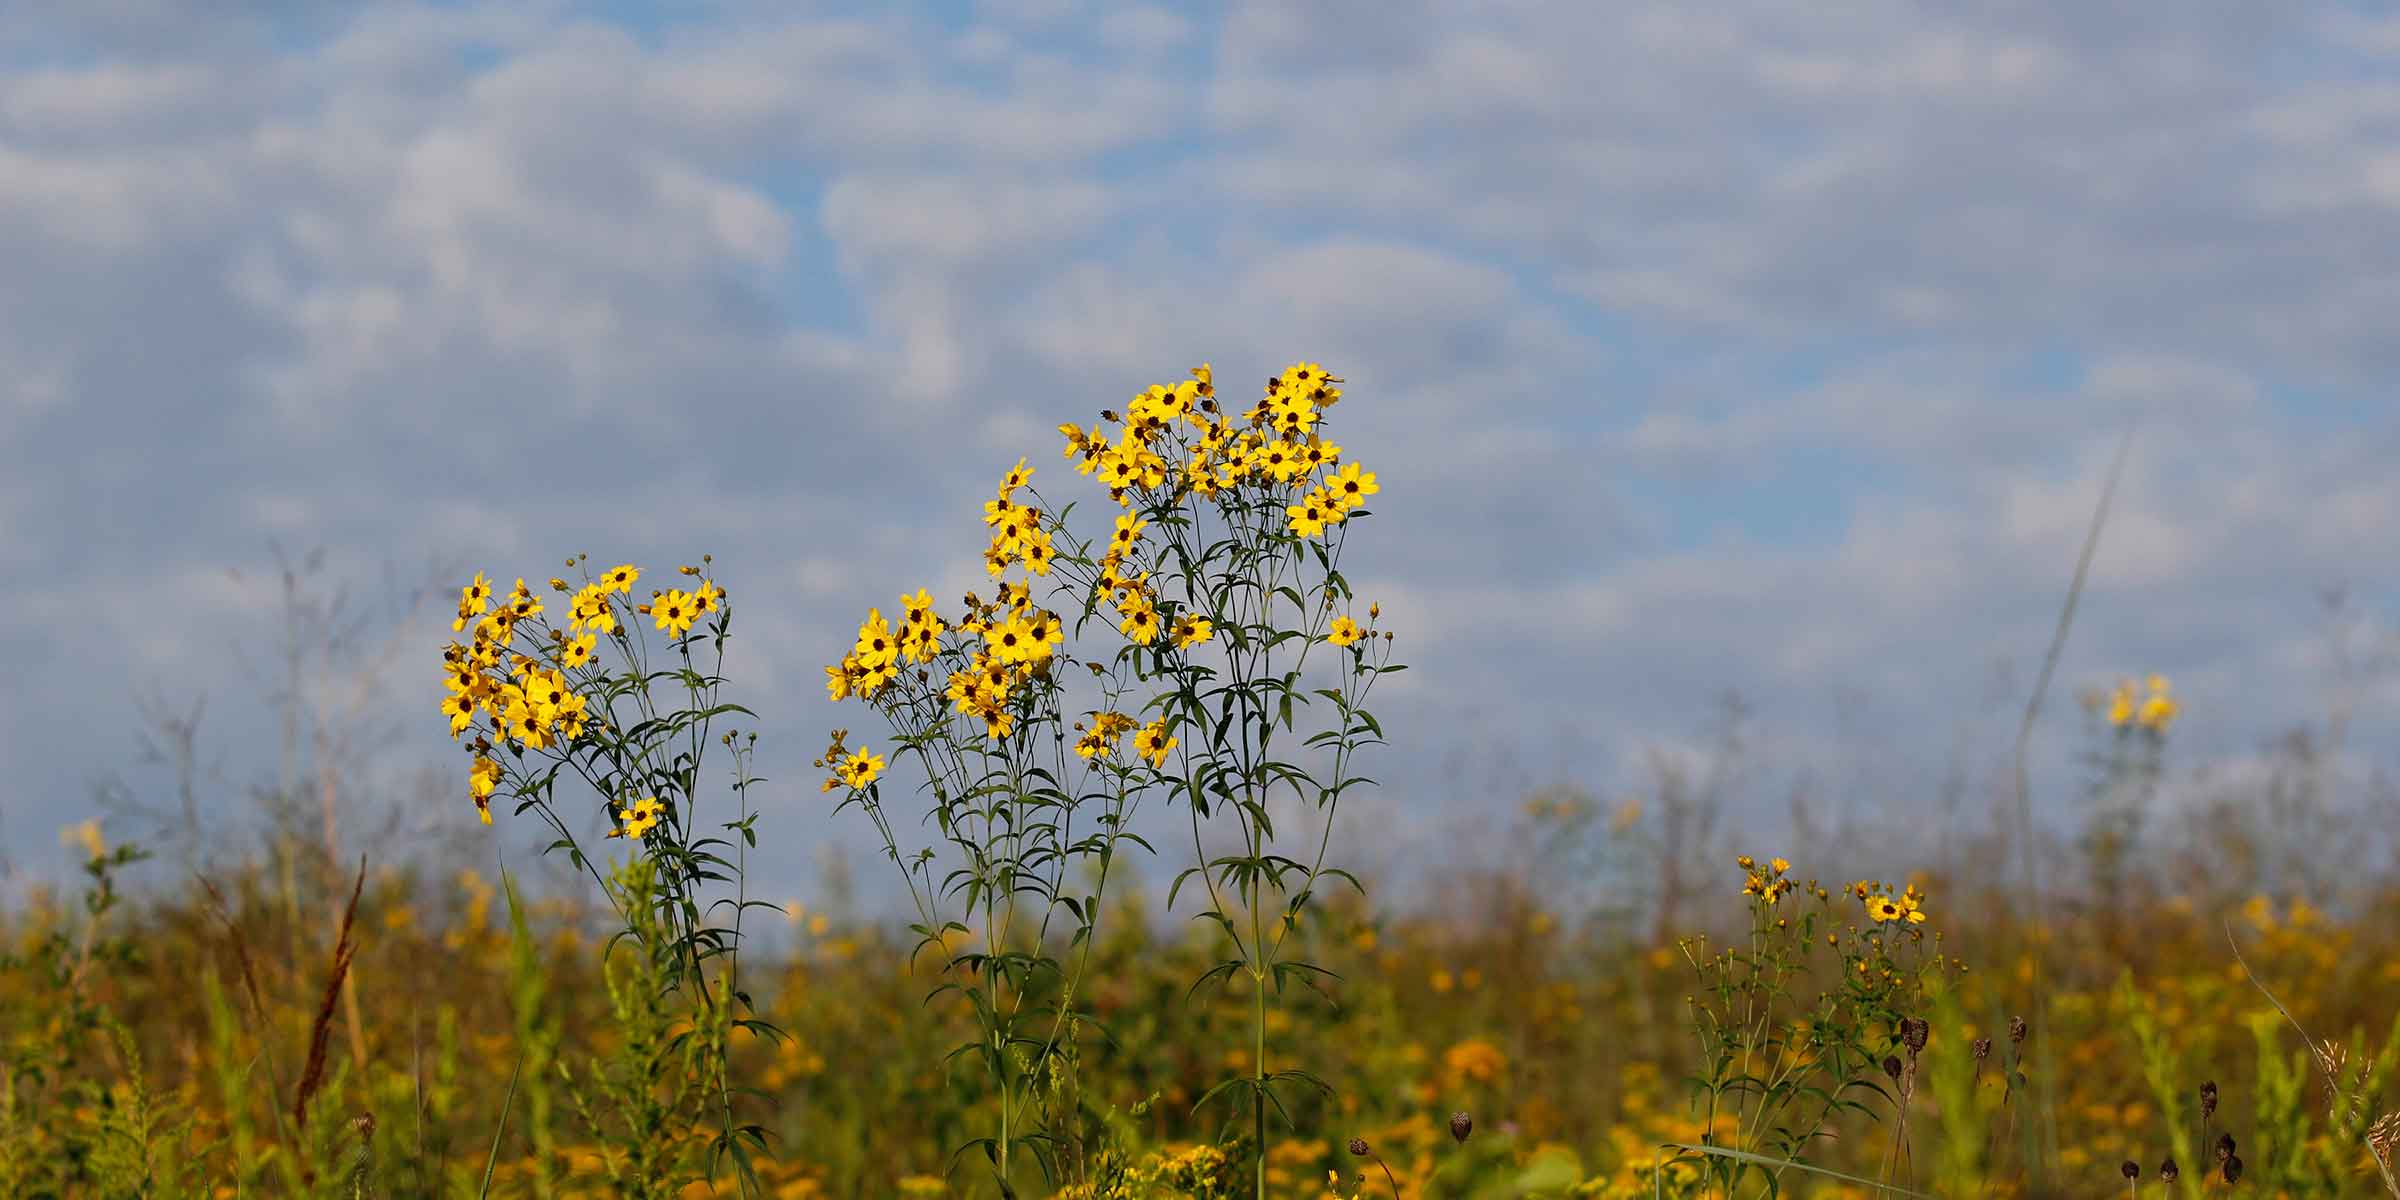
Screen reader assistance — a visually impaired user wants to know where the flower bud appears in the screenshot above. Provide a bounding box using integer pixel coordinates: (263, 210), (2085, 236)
(1449, 1112), (1473, 1143)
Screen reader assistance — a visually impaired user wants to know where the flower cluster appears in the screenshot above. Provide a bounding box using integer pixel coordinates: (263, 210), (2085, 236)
(1737, 854), (1796, 904)
(1852, 878), (1931, 925)
(1061, 363), (1379, 538)
(437, 560), (724, 825)
(2103, 673), (2180, 732)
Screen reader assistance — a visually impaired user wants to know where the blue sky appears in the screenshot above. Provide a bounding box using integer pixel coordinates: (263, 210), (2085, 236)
(2, 0), (2395, 907)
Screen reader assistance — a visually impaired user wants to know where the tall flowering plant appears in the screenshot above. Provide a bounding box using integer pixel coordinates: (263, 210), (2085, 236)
(823, 360), (1402, 1198)
(436, 557), (775, 1196)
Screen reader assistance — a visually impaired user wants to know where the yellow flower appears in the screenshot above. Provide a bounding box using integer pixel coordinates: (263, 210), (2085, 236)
(453, 572), (494, 631)
(853, 609), (898, 668)
(559, 633), (596, 670)
(1328, 616), (1363, 647)
(2106, 680), (2135, 727)
(1326, 462), (1378, 510)
(998, 456), (1033, 494)
(441, 690), (479, 738)
(693, 578), (724, 613)
(1135, 719), (1177, 767)
(469, 756), (502, 825)
(602, 563), (640, 594)
(1119, 598), (1161, 645)
(840, 748), (886, 790)
(989, 615), (1048, 664)
(609, 795), (667, 839)
(1171, 613), (1214, 649)
(651, 589), (699, 636)
(60, 820), (104, 862)
(1286, 490), (1336, 538)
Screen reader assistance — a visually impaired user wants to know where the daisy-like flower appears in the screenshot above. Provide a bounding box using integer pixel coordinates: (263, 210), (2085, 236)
(840, 748), (886, 790)
(609, 795), (667, 839)
(651, 589), (699, 636)
(1328, 616), (1364, 647)
(602, 563), (640, 594)
(1170, 613), (1214, 649)
(854, 609), (899, 668)
(469, 756), (502, 824)
(1326, 462), (1379, 510)
(454, 573), (494, 631)
(1135, 719), (1177, 767)
(1287, 490), (1336, 538)
(560, 633), (596, 670)
(440, 690), (478, 738)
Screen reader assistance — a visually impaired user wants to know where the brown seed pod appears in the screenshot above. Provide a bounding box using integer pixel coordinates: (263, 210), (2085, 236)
(2159, 1157), (2179, 1183)
(2216, 1132), (2237, 1163)
(1882, 1055), (1903, 1081)
(1972, 1036), (1993, 1062)
(2222, 1154), (2243, 1184)
(2009, 1015), (2029, 1044)
(1450, 1112), (1473, 1143)
(2121, 1160), (2140, 1180)
(2201, 1080), (2219, 1120)
(1348, 1137), (1370, 1158)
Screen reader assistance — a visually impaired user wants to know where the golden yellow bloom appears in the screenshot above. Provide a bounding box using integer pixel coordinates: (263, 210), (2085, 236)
(693, 578), (724, 613)
(560, 634), (596, 670)
(1326, 462), (1378, 510)
(1171, 613), (1214, 649)
(1119, 600), (1161, 645)
(469, 755), (502, 824)
(602, 563), (640, 594)
(453, 572), (494, 631)
(853, 610), (898, 668)
(1287, 490), (1336, 538)
(609, 795), (667, 840)
(1135, 719), (1177, 767)
(998, 456), (1033, 494)
(441, 690), (479, 738)
(1328, 616), (1363, 647)
(840, 748), (886, 790)
(649, 589), (697, 636)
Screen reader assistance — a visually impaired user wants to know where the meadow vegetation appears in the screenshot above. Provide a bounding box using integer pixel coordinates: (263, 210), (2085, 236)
(3, 363), (2395, 1198)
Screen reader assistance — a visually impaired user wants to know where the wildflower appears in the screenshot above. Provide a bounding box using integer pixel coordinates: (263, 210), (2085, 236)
(602, 563), (640, 594)
(468, 756), (502, 824)
(1328, 616), (1364, 647)
(1119, 598), (1161, 645)
(609, 796), (666, 839)
(560, 633), (595, 670)
(2136, 675), (2179, 732)
(441, 690), (479, 737)
(854, 610), (899, 668)
(1326, 461), (1378, 510)
(1135, 719), (1177, 767)
(692, 578), (724, 613)
(453, 573), (494, 631)
(61, 820), (103, 862)
(1286, 490), (1335, 538)
(840, 748), (886, 790)
(1171, 613), (1214, 649)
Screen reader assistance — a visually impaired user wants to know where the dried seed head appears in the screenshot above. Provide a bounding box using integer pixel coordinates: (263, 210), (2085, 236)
(2121, 1160), (2140, 1181)
(1973, 1036), (1993, 1062)
(1902, 1017), (1930, 1055)
(1450, 1112), (1473, 1143)
(1348, 1137), (1371, 1158)
(2222, 1155), (2243, 1184)
(2159, 1157), (2179, 1183)
(2201, 1080), (2219, 1119)
(1882, 1055), (1903, 1081)
(2216, 1132), (2237, 1162)
(2370, 1112), (2400, 1159)
(2009, 1016), (2029, 1044)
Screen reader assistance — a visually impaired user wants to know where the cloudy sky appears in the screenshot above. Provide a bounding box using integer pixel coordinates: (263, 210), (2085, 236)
(3, 0), (2395, 902)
